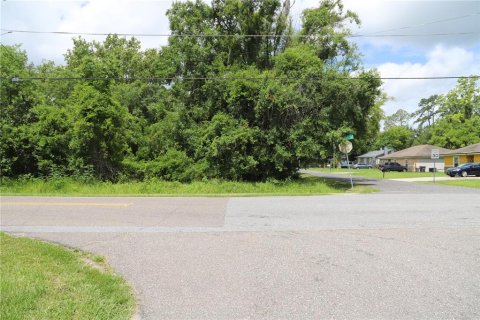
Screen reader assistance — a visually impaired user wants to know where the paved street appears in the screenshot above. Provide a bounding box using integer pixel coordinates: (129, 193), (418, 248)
(1, 180), (480, 319)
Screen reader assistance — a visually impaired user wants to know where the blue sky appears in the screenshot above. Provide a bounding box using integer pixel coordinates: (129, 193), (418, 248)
(1, 0), (479, 116)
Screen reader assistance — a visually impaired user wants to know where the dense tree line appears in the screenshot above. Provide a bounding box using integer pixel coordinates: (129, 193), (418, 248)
(376, 78), (480, 151)
(1, 0), (384, 181)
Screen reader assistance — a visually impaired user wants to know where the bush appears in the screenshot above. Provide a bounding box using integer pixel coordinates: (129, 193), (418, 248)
(123, 149), (206, 182)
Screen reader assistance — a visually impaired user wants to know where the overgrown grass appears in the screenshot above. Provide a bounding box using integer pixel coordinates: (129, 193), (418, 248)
(309, 167), (439, 179)
(0, 174), (375, 196)
(431, 179), (480, 188)
(0, 232), (135, 320)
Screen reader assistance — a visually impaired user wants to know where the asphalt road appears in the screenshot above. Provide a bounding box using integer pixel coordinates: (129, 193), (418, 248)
(1, 179), (480, 319)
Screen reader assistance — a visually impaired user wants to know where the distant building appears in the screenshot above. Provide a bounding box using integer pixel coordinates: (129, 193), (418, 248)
(357, 148), (393, 166)
(443, 142), (480, 168)
(379, 144), (451, 172)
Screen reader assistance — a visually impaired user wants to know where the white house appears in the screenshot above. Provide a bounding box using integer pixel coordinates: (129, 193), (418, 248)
(356, 148), (393, 166)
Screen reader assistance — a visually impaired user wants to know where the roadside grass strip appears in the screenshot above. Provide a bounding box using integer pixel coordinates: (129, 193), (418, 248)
(430, 179), (480, 188)
(0, 232), (135, 320)
(310, 167), (439, 179)
(0, 175), (375, 196)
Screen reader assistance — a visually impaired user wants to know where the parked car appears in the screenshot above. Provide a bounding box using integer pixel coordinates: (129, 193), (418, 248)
(445, 163), (480, 177)
(353, 163), (373, 169)
(340, 161), (353, 168)
(380, 162), (407, 172)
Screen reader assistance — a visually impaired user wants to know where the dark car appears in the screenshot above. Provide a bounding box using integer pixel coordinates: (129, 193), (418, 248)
(380, 162), (407, 172)
(446, 163), (480, 177)
(353, 163), (373, 169)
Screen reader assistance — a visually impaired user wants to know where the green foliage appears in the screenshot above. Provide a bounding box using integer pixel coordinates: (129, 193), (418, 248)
(375, 125), (414, 151)
(68, 84), (129, 180)
(439, 77), (479, 119)
(410, 77), (480, 149)
(427, 114), (480, 149)
(1, 45), (39, 176)
(412, 94), (440, 129)
(383, 108), (411, 129)
(2, 0), (385, 181)
(299, 0), (360, 69)
(200, 113), (258, 180)
(30, 105), (70, 176)
(0, 174), (374, 196)
(123, 149), (200, 182)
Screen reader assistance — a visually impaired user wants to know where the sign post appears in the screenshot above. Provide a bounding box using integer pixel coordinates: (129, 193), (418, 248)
(339, 140), (353, 189)
(431, 149), (440, 183)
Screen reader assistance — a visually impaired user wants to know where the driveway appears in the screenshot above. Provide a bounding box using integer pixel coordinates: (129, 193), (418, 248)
(1, 181), (480, 319)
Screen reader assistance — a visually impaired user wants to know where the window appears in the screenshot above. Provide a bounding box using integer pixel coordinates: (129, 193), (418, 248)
(453, 156), (459, 167)
(467, 155), (474, 163)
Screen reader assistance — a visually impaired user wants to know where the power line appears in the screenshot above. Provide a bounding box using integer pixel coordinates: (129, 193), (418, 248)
(1, 29), (478, 38)
(360, 12), (480, 36)
(3, 75), (478, 82)
(354, 32), (477, 38)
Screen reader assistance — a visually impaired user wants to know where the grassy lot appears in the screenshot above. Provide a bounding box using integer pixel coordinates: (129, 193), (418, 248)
(309, 167), (439, 179)
(0, 175), (376, 196)
(0, 232), (135, 320)
(431, 179), (480, 188)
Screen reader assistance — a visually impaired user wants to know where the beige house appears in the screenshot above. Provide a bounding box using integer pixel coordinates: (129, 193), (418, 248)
(379, 144), (451, 172)
(443, 142), (480, 169)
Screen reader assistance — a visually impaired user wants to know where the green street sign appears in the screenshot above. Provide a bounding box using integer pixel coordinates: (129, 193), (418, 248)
(345, 134), (354, 140)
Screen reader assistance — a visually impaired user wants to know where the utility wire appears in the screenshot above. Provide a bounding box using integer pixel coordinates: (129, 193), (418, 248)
(358, 12), (480, 36)
(2, 10), (479, 38)
(2, 75), (478, 82)
(1, 29), (478, 38)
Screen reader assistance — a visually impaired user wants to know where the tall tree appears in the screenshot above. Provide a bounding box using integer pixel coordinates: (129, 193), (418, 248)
(2, 0), (385, 181)
(428, 115), (480, 149)
(67, 84), (129, 180)
(299, 0), (361, 70)
(161, 0), (383, 179)
(383, 108), (411, 129)
(438, 77), (479, 119)
(412, 94), (440, 128)
(0, 45), (39, 176)
(426, 77), (480, 149)
(375, 126), (414, 151)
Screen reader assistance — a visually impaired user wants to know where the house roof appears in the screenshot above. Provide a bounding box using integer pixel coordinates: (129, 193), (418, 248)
(379, 144), (451, 159)
(358, 150), (388, 158)
(444, 142), (480, 155)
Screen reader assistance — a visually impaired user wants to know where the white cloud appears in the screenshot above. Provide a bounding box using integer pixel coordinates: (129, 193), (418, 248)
(3, 0), (479, 63)
(293, 0), (480, 49)
(1, 0), (479, 118)
(378, 45), (480, 115)
(58, 1), (171, 49)
(1, 1), (172, 64)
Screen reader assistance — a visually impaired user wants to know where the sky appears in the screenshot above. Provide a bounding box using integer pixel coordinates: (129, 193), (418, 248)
(1, 0), (480, 117)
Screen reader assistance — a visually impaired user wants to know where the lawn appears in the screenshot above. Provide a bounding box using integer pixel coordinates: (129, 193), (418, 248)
(0, 232), (135, 320)
(432, 179), (480, 188)
(0, 175), (376, 196)
(309, 167), (439, 179)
